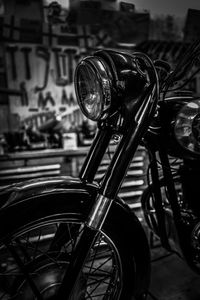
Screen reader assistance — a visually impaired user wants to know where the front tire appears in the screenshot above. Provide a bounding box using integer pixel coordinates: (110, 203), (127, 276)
(0, 193), (150, 299)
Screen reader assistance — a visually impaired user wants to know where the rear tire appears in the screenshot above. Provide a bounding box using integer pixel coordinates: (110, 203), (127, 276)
(0, 194), (150, 299)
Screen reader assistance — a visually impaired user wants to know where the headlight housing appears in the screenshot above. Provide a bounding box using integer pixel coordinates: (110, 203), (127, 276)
(74, 56), (112, 121)
(174, 99), (200, 155)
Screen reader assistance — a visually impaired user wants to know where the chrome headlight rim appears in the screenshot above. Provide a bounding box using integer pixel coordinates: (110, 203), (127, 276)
(74, 56), (112, 121)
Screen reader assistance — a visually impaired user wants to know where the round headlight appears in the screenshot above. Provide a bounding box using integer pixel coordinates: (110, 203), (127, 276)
(74, 57), (112, 121)
(174, 99), (200, 155)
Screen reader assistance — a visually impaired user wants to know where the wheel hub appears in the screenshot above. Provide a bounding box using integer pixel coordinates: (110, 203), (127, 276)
(8, 254), (86, 299)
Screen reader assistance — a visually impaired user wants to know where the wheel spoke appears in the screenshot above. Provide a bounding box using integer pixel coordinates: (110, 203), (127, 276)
(6, 243), (43, 300)
(0, 219), (122, 299)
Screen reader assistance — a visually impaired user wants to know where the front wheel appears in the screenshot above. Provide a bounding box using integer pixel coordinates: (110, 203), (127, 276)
(0, 195), (150, 299)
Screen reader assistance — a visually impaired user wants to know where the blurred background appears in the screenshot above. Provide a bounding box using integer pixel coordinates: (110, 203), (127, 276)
(1, 2), (200, 299)
(1, 0), (200, 140)
(0, 0), (200, 198)
(1, 0), (200, 213)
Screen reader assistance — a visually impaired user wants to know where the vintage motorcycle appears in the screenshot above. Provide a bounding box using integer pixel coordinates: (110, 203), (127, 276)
(0, 39), (200, 299)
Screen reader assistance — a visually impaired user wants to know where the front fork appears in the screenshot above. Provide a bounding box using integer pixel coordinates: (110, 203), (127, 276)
(57, 85), (157, 299)
(57, 194), (113, 298)
(57, 127), (115, 299)
(57, 121), (144, 299)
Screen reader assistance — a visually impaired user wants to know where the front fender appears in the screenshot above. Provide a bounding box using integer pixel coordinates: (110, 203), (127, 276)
(0, 176), (134, 222)
(0, 176), (150, 298)
(0, 176), (97, 208)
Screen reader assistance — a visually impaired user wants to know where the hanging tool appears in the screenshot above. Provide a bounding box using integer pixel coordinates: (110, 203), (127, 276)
(44, 91), (55, 106)
(69, 93), (76, 106)
(6, 45), (18, 80)
(64, 48), (76, 84)
(61, 88), (69, 105)
(21, 47), (32, 80)
(51, 47), (68, 86)
(38, 91), (45, 109)
(60, 52), (67, 77)
(19, 81), (29, 106)
(0, 87), (22, 96)
(34, 46), (50, 93)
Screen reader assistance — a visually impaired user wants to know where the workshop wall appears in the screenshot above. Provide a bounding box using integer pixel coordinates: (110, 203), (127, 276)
(0, 1), (86, 133)
(0, 0), (150, 134)
(5, 42), (83, 132)
(0, 20), (94, 133)
(0, 17), (116, 134)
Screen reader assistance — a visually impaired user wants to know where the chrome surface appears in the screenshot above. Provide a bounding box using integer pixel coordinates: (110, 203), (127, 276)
(87, 194), (113, 230)
(75, 56), (112, 120)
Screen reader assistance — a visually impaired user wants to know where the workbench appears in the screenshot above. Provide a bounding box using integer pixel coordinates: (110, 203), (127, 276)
(0, 146), (148, 211)
(0, 147), (89, 186)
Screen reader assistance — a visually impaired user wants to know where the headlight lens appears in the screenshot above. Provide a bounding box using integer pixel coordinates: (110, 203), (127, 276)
(75, 57), (112, 121)
(174, 99), (200, 155)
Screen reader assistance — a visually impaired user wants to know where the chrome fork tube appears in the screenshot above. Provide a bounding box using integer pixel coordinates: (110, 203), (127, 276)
(57, 195), (113, 299)
(87, 193), (113, 230)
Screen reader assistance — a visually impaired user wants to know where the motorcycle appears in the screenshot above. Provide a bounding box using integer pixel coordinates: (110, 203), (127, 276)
(0, 39), (200, 299)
